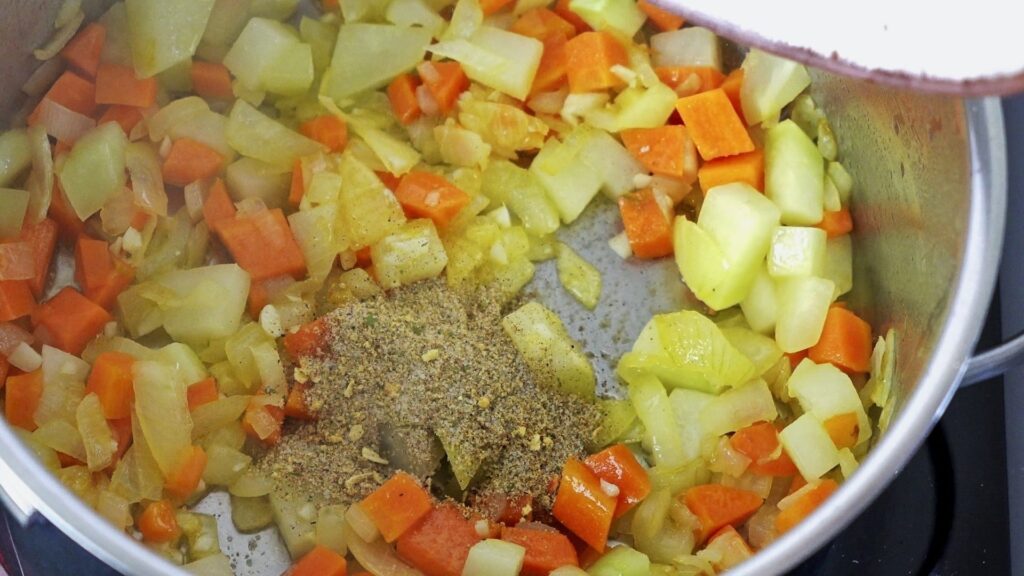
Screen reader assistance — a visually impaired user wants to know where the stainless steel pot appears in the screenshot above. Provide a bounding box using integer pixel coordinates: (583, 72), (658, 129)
(0, 1), (1016, 575)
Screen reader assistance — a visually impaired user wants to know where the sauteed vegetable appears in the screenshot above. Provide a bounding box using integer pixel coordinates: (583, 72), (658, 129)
(0, 0), (896, 573)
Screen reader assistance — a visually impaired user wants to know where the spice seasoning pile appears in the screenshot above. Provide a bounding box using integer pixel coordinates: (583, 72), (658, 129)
(257, 279), (601, 512)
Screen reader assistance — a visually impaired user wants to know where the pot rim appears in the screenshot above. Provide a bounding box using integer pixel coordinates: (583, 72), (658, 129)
(0, 98), (1007, 576)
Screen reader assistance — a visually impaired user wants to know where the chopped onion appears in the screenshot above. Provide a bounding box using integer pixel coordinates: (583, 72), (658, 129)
(345, 503), (381, 543)
(235, 197), (267, 215)
(0, 242), (35, 281)
(33, 98), (95, 143)
(608, 232), (632, 259)
(777, 480), (820, 511)
(708, 436), (752, 478)
(99, 188), (136, 236)
(21, 58), (65, 97)
(416, 84), (440, 117)
(343, 521), (423, 576)
(25, 125), (53, 223)
(0, 323), (34, 356)
(8, 342), (42, 372)
(184, 181), (208, 222)
(126, 143), (168, 217)
(600, 478), (621, 498)
(33, 8), (84, 61)
(527, 89), (568, 116)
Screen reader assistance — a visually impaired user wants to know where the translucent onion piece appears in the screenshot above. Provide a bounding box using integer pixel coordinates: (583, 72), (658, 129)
(0, 322), (34, 356)
(133, 360), (192, 475)
(32, 419), (87, 463)
(344, 503), (380, 543)
(96, 490), (132, 530)
(34, 98), (96, 144)
(25, 125), (54, 223)
(0, 242), (36, 281)
(184, 181), (208, 222)
(76, 393), (118, 471)
(99, 187), (136, 236)
(708, 436), (752, 478)
(343, 521), (425, 576)
(8, 341), (42, 372)
(33, 8), (85, 61)
(126, 142), (168, 217)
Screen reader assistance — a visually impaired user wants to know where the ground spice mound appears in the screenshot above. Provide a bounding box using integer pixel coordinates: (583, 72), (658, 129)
(256, 278), (601, 512)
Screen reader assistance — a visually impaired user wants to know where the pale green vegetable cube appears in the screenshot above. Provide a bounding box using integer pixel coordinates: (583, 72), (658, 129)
(225, 157), (291, 208)
(316, 505), (349, 556)
(178, 511), (221, 561)
(300, 17), (338, 74)
(227, 101), (324, 168)
(482, 160), (560, 236)
(779, 413), (839, 479)
(740, 49), (811, 127)
(0, 189), (29, 239)
(430, 26), (543, 101)
(531, 136), (603, 224)
(721, 327), (783, 376)
(823, 176), (842, 212)
(588, 545), (651, 576)
(77, 393), (118, 472)
(775, 276), (835, 353)
(443, 0), (483, 41)
(628, 373), (687, 468)
(156, 343), (208, 387)
(262, 42), (315, 96)
(827, 161), (853, 205)
(463, 539), (527, 576)
(569, 0), (646, 37)
(192, 397), (250, 440)
(765, 119), (824, 225)
(184, 553), (234, 576)
(200, 0), (252, 53)
(768, 226), (827, 278)
(386, 0), (446, 38)
(133, 360), (191, 475)
(699, 378), (777, 437)
(556, 243), (601, 309)
(202, 444), (252, 486)
(0, 130), (31, 187)
(324, 23), (432, 100)
(585, 82), (677, 133)
(668, 387), (713, 463)
(289, 203), (341, 283)
(58, 122), (128, 220)
(270, 494), (318, 559)
(337, 153), (407, 248)
(650, 28), (721, 70)
(126, 0), (216, 77)
(156, 264), (252, 345)
(502, 301), (596, 398)
(740, 267), (778, 334)
(577, 127), (645, 200)
(371, 219), (449, 289)
(824, 235), (853, 300)
(787, 359), (871, 446)
(231, 495), (274, 531)
(673, 219), (730, 310)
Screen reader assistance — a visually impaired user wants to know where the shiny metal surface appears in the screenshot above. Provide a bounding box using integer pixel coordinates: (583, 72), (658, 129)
(0, 1), (1010, 575)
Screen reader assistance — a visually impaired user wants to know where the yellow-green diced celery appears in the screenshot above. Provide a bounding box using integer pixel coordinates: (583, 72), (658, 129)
(501, 301), (595, 398)
(739, 267), (778, 335)
(589, 398), (638, 451)
(827, 161), (853, 205)
(324, 23), (431, 100)
(58, 122), (128, 220)
(226, 101), (324, 168)
(556, 243), (601, 310)
(628, 372), (687, 468)
(289, 203), (340, 283)
(568, 0), (646, 37)
(125, 0), (216, 77)
(699, 379), (777, 438)
(779, 413), (839, 479)
(0, 130), (31, 187)
(765, 119), (824, 225)
(371, 219), (449, 289)
(588, 545), (651, 576)
(200, 0), (251, 55)
(0, 189), (30, 239)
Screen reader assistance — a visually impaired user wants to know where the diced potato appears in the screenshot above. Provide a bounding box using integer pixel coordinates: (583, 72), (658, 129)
(775, 276), (835, 353)
(463, 539), (526, 576)
(337, 153), (407, 248)
(767, 226), (827, 278)
(324, 23), (432, 100)
(371, 219), (449, 289)
(650, 28), (721, 70)
(502, 301), (595, 398)
(125, 0), (216, 77)
(202, 444), (252, 486)
(270, 493), (318, 559)
(58, 122), (128, 220)
(740, 50), (811, 127)
(779, 413), (839, 480)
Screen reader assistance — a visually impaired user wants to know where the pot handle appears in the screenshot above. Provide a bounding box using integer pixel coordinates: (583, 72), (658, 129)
(961, 332), (1024, 386)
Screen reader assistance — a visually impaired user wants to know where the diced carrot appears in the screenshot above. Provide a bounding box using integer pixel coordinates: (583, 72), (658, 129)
(130, 210), (151, 231)
(417, 61), (469, 115)
(0, 281), (35, 323)
(161, 138), (225, 188)
(74, 236), (135, 310)
(618, 188), (674, 259)
(479, 0), (514, 15)
(247, 279), (270, 319)
(289, 158), (306, 206)
(283, 317), (330, 359)
(94, 63), (158, 108)
(698, 149), (765, 194)
(190, 61), (234, 101)
(393, 171), (471, 227)
(396, 503), (483, 576)
(551, 457), (616, 551)
(638, 0), (685, 31)
(655, 66), (725, 92)
(20, 218), (57, 299)
(57, 452), (85, 468)
(292, 545), (348, 576)
(788, 474), (808, 496)
(96, 105), (144, 135)
(472, 492), (534, 525)
(187, 377), (219, 412)
(375, 171), (402, 191)
(360, 471), (434, 543)
(703, 525), (754, 572)
(786, 349), (808, 370)
(775, 479), (839, 534)
(53, 140), (73, 157)
(109, 417), (133, 464)
(818, 208), (854, 238)
(0, 357), (8, 389)
(823, 412), (859, 450)
(165, 445), (208, 502)
(322, 0), (339, 9)
(583, 443), (651, 518)
(300, 115), (349, 153)
(48, 183), (86, 239)
(32, 287), (112, 355)
(500, 525), (579, 576)
(284, 381), (316, 420)
(85, 351), (135, 420)
(202, 179), (236, 233)
(510, 7), (576, 41)
(5, 370), (43, 431)
(729, 421), (798, 477)
(676, 88), (755, 161)
(565, 31), (628, 93)
(530, 35), (570, 96)
(554, 0), (591, 34)
(138, 500), (181, 543)
(720, 68), (745, 122)
(0, 241), (33, 281)
(683, 484), (764, 541)
(621, 125), (691, 179)
(29, 71), (97, 122)
(387, 73), (422, 126)
(242, 400), (285, 446)
(808, 306), (872, 374)
(217, 209), (307, 281)
(61, 23), (106, 78)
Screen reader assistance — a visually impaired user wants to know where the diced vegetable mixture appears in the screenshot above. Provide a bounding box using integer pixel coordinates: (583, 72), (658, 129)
(0, 0), (897, 574)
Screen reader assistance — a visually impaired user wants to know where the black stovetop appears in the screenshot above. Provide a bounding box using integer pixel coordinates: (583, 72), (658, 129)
(3, 98), (1023, 576)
